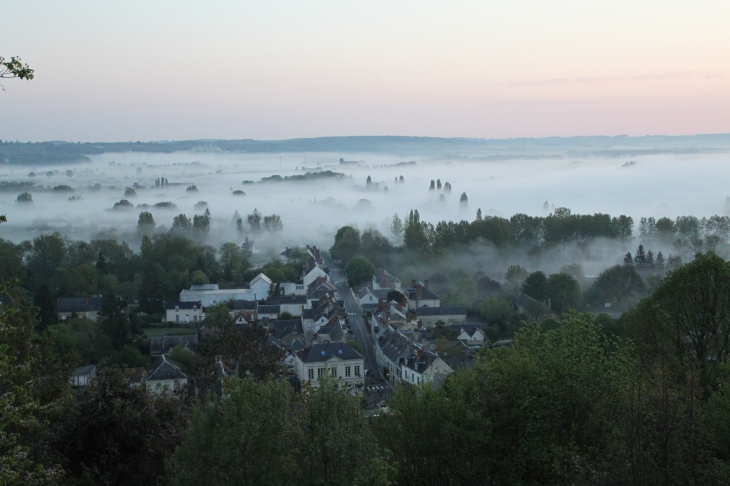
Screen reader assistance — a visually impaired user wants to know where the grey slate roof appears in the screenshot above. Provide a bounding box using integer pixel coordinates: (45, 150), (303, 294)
(406, 285), (440, 301)
(229, 300), (258, 311)
(72, 365), (96, 378)
(417, 306), (467, 317)
(258, 304), (280, 314)
(148, 355), (188, 381)
(149, 334), (198, 356)
(165, 301), (201, 310)
(271, 319), (304, 337)
(299, 342), (363, 363)
(57, 297), (103, 313)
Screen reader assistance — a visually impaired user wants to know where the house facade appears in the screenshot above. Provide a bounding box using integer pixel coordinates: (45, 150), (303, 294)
(165, 301), (203, 324)
(293, 342), (364, 389)
(146, 356), (188, 395)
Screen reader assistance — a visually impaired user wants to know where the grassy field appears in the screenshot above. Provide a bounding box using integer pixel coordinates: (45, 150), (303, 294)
(142, 327), (196, 339)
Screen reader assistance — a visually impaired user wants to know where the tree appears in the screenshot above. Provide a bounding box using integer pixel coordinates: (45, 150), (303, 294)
(15, 192), (32, 203)
(192, 214), (210, 237)
(0, 56), (34, 91)
(504, 264), (528, 290)
(545, 273), (582, 312)
(628, 252), (730, 392)
(634, 244), (647, 268)
(33, 285), (57, 333)
(0, 281), (58, 484)
(522, 271), (547, 301)
(171, 214), (192, 233)
(437, 179), (442, 190)
(585, 264), (644, 307)
(429, 180), (435, 190)
(460, 192), (468, 206)
(136, 211), (155, 235)
(190, 270), (209, 286)
(167, 377), (300, 486)
(344, 257), (376, 285)
(624, 251), (634, 266)
(262, 214), (283, 232)
(479, 297), (514, 327)
(390, 214), (404, 246)
(247, 209), (262, 231)
(329, 226), (361, 264)
(139, 263), (166, 315)
(387, 290), (406, 304)
(366, 175), (372, 185)
(301, 378), (391, 485)
(219, 243), (247, 281)
(61, 369), (186, 486)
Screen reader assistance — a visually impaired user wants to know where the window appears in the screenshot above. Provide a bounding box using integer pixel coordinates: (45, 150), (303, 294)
(308, 368), (314, 380)
(317, 368), (325, 378)
(345, 366), (351, 377)
(355, 365), (360, 376)
(331, 367), (337, 377)
(193, 315), (198, 322)
(175, 315), (179, 323)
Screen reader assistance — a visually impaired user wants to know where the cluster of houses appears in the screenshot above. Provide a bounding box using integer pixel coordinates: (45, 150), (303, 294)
(68, 244), (498, 397)
(71, 245), (366, 395)
(355, 270), (482, 388)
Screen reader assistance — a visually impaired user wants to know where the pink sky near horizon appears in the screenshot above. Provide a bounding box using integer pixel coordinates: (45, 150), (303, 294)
(2, 1), (729, 142)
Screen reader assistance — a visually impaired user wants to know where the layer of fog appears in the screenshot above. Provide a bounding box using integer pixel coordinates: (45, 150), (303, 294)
(1, 148), (729, 278)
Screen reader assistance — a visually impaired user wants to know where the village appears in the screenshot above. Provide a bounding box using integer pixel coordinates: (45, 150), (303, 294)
(67, 244), (496, 409)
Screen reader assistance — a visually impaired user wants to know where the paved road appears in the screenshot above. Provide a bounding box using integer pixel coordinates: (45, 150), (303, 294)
(328, 266), (378, 374)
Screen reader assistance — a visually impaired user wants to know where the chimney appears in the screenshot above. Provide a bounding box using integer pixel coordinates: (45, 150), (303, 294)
(378, 298), (384, 311)
(427, 355), (434, 366)
(416, 285), (423, 298)
(406, 313), (412, 323)
(411, 279), (416, 287)
(424, 279), (429, 288)
(417, 349), (424, 360)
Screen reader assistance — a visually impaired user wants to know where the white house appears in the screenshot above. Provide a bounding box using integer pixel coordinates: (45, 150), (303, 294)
(416, 306), (467, 327)
(165, 301), (203, 324)
(146, 356), (188, 396)
(406, 281), (440, 310)
(451, 325), (486, 346)
(401, 351), (453, 386)
(281, 282), (307, 295)
(179, 273), (272, 306)
(294, 342), (365, 389)
(303, 266), (329, 288)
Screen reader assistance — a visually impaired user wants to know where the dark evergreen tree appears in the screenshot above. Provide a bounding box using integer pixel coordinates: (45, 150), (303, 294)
(366, 175), (372, 185)
(139, 263), (166, 315)
(437, 179), (442, 189)
(634, 244), (647, 268)
(646, 250), (655, 269)
(623, 252), (634, 266)
(429, 180), (435, 190)
(33, 284), (57, 332)
(95, 252), (107, 274)
(399, 175), (404, 183)
(655, 251), (665, 271)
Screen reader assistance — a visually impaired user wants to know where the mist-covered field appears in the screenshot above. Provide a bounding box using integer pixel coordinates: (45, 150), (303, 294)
(2, 145), (729, 250)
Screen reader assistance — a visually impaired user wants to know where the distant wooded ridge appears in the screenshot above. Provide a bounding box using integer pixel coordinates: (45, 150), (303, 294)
(1, 134), (729, 165)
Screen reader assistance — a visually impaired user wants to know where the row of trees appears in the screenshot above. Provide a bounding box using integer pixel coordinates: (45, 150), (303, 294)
(391, 207), (636, 253)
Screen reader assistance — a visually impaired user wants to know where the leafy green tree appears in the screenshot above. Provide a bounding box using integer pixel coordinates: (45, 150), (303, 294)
(545, 272), (582, 312)
(192, 214), (210, 238)
(139, 263), (166, 315)
(377, 382), (489, 485)
(479, 297), (514, 327)
(0, 281), (57, 484)
(136, 211), (155, 236)
(246, 209), (262, 231)
(301, 378), (391, 485)
(15, 192), (32, 203)
(26, 233), (66, 292)
(390, 214), (404, 246)
(344, 257), (376, 285)
(262, 214), (283, 232)
(190, 270), (209, 286)
(171, 214), (192, 234)
(627, 252), (730, 392)
(585, 264), (644, 308)
(167, 377), (300, 486)
(386, 290), (406, 304)
(61, 369), (186, 486)
(329, 226), (361, 264)
(522, 271), (547, 300)
(0, 56), (34, 86)
(504, 264), (528, 291)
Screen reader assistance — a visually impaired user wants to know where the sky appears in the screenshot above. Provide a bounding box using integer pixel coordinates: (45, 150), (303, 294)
(2, 1), (730, 142)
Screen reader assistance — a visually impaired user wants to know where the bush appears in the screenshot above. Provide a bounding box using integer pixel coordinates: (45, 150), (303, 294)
(16, 192), (33, 203)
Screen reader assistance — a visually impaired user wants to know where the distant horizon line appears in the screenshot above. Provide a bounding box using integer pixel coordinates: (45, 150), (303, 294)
(3, 133), (730, 145)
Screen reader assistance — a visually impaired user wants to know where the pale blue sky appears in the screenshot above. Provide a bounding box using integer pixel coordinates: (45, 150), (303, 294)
(2, 1), (729, 141)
